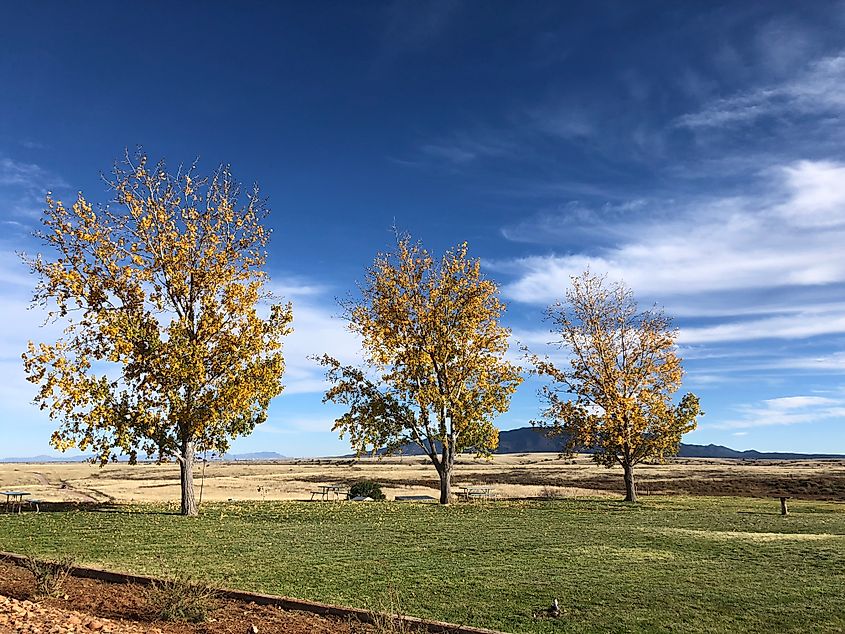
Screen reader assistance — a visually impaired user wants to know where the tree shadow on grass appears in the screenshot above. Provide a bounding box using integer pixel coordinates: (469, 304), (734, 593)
(31, 502), (182, 516)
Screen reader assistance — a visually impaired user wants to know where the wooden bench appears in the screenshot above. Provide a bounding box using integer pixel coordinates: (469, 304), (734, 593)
(458, 486), (497, 501)
(395, 495), (437, 503)
(26, 499), (41, 513)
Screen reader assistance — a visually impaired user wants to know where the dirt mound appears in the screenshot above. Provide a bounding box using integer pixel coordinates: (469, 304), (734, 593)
(0, 560), (368, 634)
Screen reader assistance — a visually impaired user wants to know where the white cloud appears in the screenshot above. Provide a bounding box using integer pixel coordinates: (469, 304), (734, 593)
(713, 394), (845, 429)
(280, 294), (362, 395)
(0, 156), (67, 217)
(495, 159), (845, 345)
(0, 249), (35, 290)
(774, 161), (845, 227)
(769, 352), (845, 372)
(20, 140), (46, 150)
(765, 395), (839, 409)
(267, 278), (330, 299)
(418, 128), (518, 165)
(675, 52), (845, 129)
(0, 157), (52, 187)
(0, 156), (71, 239)
(500, 200), (647, 244)
(684, 373), (734, 387)
(679, 308), (845, 344)
(257, 417), (335, 434)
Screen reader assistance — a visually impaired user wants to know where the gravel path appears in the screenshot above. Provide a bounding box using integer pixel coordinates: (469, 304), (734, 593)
(0, 595), (163, 633)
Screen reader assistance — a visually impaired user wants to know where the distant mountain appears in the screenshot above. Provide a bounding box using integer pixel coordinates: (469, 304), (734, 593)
(496, 427), (561, 453)
(0, 454), (90, 463)
(4, 430), (840, 463)
(0, 451), (288, 463)
(387, 426), (844, 460)
(675, 443), (843, 460)
(220, 451), (287, 461)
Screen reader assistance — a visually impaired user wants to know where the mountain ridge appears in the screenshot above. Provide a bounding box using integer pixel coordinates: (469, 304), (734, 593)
(2, 428), (841, 462)
(0, 451), (288, 463)
(404, 426), (845, 460)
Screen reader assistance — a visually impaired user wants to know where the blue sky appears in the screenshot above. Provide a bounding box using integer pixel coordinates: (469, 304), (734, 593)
(2, 1), (845, 458)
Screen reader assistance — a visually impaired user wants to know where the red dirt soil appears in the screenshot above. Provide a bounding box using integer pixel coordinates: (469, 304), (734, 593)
(0, 560), (373, 634)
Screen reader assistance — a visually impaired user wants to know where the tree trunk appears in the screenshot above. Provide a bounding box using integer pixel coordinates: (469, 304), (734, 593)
(438, 465), (452, 505)
(179, 440), (198, 516)
(623, 462), (637, 503)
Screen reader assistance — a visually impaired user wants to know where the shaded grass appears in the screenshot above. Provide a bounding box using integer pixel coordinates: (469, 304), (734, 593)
(1, 496), (843, 633)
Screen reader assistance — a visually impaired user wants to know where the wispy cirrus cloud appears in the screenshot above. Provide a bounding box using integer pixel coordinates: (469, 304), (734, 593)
(0, 156), (66, 193)
(714, 394), (845, 429)
(0, 157), (54, 188)
(0, 155), (67, 226)
(500, 200), (647, 245)
(768, 352), (845, 372)
(675, 52), (845, 130)
(679, 308), (845, 344)
(415, 124), (525, 167)
(496, 160), (845, 318)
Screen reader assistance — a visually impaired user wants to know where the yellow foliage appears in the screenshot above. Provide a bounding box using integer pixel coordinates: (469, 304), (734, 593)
(317, 234), (522, 501)
(22, 152), (293, 468)
(528, 271), (701, 495)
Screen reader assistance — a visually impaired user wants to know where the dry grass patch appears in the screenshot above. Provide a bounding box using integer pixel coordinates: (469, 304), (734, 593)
(1, 454), (843, 504)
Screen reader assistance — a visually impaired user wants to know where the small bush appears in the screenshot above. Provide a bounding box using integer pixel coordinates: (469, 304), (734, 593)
(368, 587), (413, 634)
(144, 573), (218, 623)
(19, 555), (75, 598)
(369, 610), (414, 634)
(540, 485), (565, 499)
(349, 480), (386, 500)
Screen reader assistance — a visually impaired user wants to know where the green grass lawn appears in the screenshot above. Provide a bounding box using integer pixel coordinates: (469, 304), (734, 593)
(1, 497), (843, 633)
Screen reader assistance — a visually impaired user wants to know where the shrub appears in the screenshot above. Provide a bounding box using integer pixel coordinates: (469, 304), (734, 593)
(18, 555), (75, 598)
(540, 485), (565, 499)
(366, 586), (413, 634)
(144, 573), (218, 622)
(349, 480), (386, 500)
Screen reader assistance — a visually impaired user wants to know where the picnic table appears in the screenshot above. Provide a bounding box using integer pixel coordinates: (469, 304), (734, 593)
(2, 491), (31, 514)
(310, 484), (348, 501)
(395, 495), (437, 503)
(458, 486), (496, 501)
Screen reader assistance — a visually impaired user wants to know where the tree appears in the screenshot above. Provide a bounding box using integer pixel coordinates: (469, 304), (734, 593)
(22, 152), (292, 516)
(527, 271), (701, 502)
(316, 236), (522, 504)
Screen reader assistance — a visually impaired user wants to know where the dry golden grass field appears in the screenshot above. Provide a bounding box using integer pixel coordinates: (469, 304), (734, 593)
(1, 452), (843, 504)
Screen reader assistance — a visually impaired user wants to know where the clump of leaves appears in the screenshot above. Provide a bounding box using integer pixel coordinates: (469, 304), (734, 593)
(19, 555), (75, 598)
(144, 573), (218, 623)
(349, 480), (386, 500)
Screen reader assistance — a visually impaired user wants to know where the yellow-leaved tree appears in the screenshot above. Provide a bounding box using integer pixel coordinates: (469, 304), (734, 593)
(316, 235), (522, 504)
(22, 152), (293, 515)
(527, 271), (701, 502)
